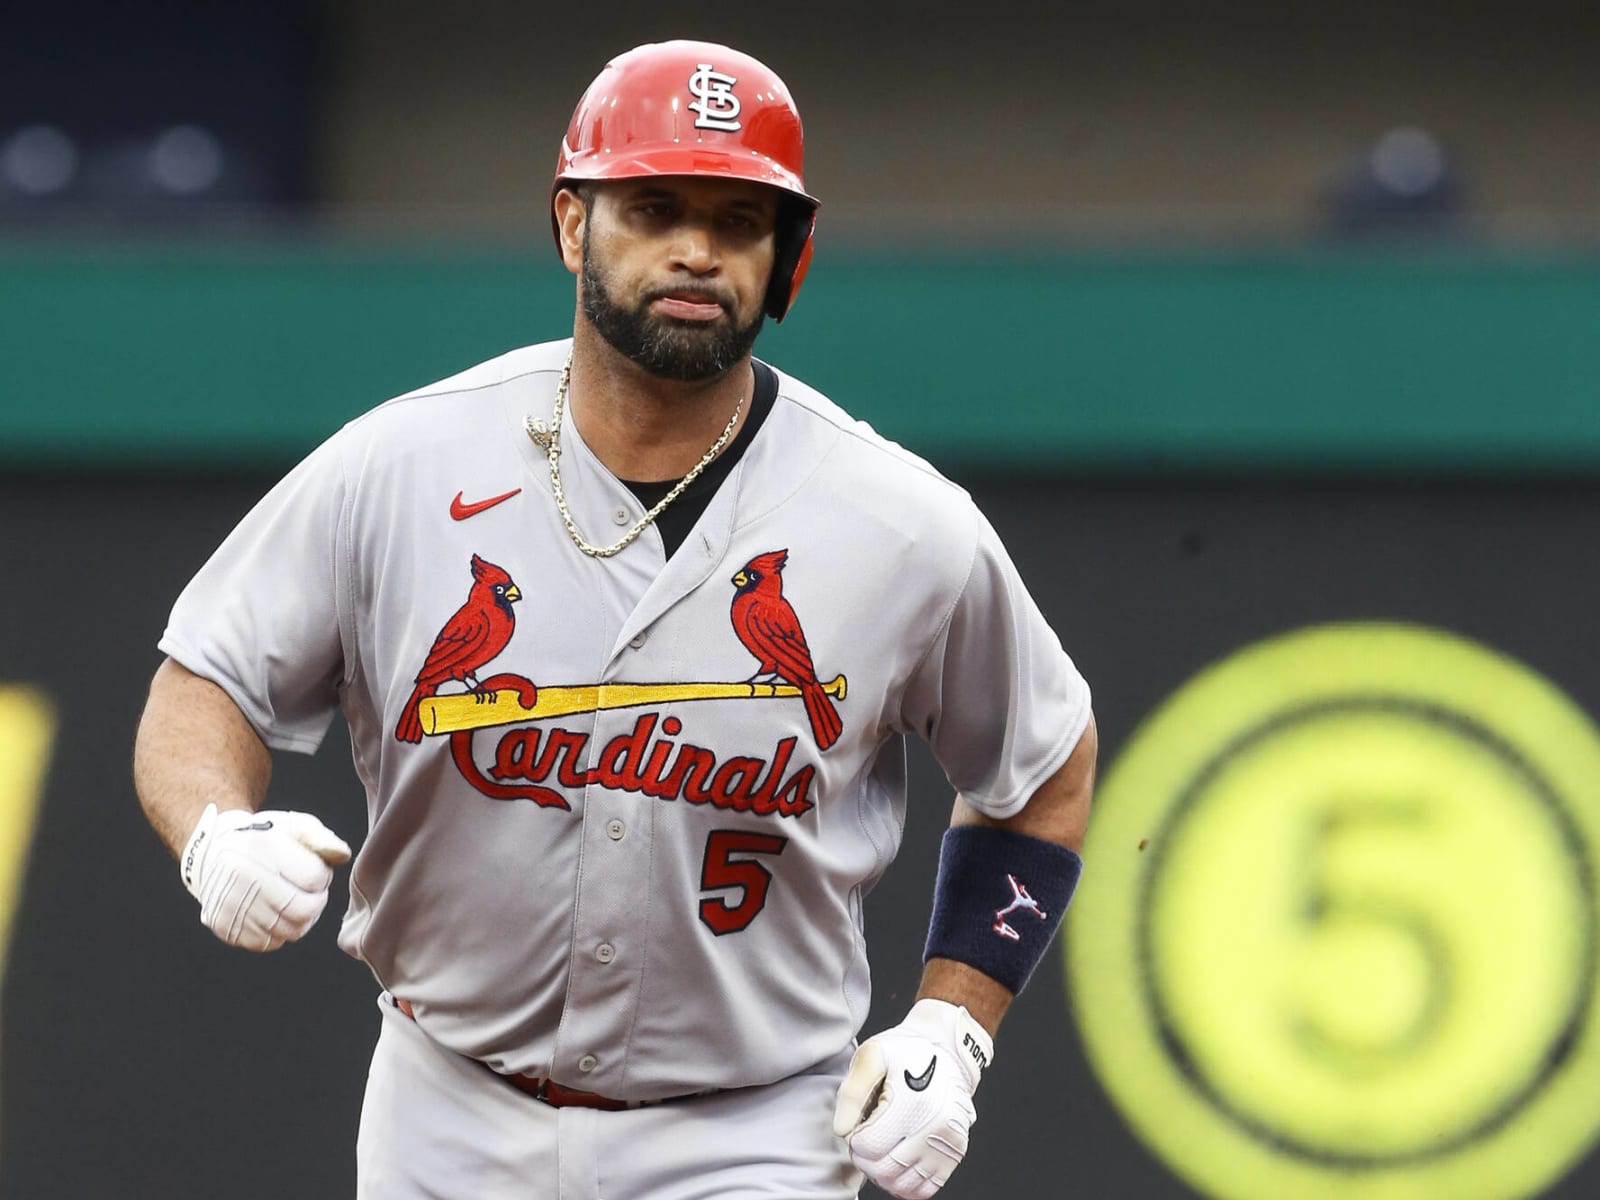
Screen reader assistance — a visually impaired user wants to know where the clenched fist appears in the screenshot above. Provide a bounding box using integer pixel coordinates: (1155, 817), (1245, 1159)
(181, 803), (352, 951)
(833, 998), (994, 1199)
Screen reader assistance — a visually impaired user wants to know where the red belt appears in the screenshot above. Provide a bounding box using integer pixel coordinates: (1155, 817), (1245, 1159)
(394, 997), (633, 1111)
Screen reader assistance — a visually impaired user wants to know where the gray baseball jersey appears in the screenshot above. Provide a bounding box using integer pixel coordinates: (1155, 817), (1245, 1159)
(161, 337), (1091, 1101)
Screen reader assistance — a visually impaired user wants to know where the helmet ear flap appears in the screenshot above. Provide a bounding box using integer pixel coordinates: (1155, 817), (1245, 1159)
(766, 201), (818, 321)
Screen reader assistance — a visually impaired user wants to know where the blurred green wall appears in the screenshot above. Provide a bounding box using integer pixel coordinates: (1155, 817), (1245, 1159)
(3, 240), (1597, 473)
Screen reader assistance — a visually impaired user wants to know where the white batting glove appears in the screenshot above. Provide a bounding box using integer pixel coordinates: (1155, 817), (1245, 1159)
(180, 803), (352, 952)
(832, 998), (994, 1199)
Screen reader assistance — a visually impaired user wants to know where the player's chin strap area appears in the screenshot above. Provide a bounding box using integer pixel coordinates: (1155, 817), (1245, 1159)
(388, 996), (720, 1111)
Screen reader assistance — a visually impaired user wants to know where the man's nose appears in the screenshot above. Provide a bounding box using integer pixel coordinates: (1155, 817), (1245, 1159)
(668, 222), (718, 273)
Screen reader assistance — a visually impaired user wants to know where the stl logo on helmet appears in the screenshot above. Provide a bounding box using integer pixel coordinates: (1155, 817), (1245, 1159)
(688, 64), (742, 131)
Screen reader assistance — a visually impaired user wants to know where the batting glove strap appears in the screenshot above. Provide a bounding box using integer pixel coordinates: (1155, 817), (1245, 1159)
(179, 802), (221, 897)
(179, 803), (351, 953)
(832, 999), (994, 1200)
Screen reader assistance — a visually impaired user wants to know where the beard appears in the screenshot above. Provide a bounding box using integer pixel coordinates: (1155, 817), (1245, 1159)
(580, 233), (766, 382)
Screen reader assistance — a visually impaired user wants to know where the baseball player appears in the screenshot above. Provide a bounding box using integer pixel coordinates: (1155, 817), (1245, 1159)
(133, 40), (1095, 1200)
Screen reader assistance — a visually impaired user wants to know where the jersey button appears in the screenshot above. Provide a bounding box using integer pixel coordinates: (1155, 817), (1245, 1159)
(612, 507), (630, 526)
(578, 1054), (599, 1073)
(606, 819), (625, 840)
(628, 631), (648, 649)
(595, 942), (616, 963)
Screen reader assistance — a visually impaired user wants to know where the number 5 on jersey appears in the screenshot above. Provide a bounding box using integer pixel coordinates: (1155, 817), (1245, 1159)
(699, 830), (788, 935)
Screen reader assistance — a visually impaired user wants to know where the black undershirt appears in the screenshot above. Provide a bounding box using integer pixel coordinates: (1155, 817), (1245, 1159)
(620, 359), (779, 559)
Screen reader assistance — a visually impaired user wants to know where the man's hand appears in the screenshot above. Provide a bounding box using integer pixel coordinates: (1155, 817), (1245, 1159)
(180, 803), (352, 952)
(832, 998), (994, 1199)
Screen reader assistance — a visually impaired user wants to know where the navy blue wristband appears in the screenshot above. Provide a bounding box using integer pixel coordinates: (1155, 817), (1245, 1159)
(923, 825), (1083, 994)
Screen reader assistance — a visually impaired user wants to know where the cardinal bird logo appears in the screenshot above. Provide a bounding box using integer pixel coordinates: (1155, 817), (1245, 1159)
(730, 549), (843, 751)
(394, 554), (523, 743)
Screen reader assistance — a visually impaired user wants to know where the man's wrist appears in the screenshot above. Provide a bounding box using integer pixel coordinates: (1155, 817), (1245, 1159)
(915, 958), (1013, 1038)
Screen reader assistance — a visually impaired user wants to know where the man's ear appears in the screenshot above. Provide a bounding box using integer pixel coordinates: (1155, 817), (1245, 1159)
(553, 187), (588, 275)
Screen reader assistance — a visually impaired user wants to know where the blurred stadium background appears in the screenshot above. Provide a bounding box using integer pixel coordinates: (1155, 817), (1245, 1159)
(3, 2), (1599, 1197)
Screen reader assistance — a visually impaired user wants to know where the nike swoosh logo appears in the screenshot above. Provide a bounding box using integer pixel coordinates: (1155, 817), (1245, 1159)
(240, 820), (274, 832)
(904, 1055), (937, 1092)
(450, 488), (522, 520)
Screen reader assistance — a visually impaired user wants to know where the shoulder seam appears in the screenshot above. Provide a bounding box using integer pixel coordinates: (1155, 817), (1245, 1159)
(897, 503), (983, 733)
(354, 365), (559, 420)
(772, 387), (965, 495)
(335, 435), (359, 688)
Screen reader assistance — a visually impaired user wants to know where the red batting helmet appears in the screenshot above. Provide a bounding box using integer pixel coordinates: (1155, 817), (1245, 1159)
(552, 40), (818, 321)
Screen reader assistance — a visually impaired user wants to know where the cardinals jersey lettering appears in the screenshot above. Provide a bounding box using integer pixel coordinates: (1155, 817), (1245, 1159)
(159, 339), (1091, 1100)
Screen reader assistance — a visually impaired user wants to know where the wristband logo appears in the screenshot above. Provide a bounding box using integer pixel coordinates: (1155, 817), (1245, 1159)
(993, 873), (1048, 942)
(1066, 624), (1600, 1200)
(0, 686), (57, 1136)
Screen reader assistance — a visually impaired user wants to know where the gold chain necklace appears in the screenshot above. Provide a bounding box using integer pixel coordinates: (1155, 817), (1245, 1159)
(524, 353), (745, 559)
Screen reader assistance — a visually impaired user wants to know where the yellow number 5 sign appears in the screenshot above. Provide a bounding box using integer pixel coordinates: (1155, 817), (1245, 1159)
(1068, 624), (1600, 1200)
(0, 686), (55, 1129)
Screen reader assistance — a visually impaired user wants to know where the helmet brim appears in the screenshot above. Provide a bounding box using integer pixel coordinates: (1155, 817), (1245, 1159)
(556, 143), (816, 207)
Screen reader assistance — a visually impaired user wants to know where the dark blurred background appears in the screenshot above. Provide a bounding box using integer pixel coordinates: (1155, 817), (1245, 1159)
(3, 3), (1600, 1198)
(5, 0), (1598, 238)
